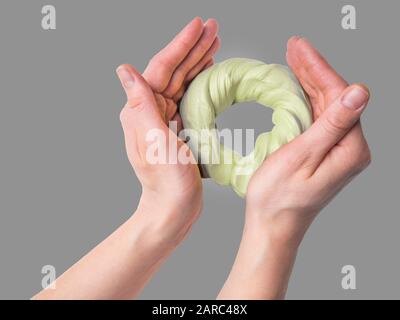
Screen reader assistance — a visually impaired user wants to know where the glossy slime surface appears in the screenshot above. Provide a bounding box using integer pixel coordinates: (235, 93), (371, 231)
(180, 58), (312, 197)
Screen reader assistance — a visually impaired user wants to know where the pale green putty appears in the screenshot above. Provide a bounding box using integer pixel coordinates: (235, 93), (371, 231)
(180, 58), (312, 197)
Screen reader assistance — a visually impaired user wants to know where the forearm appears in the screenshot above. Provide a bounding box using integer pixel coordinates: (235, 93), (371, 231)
(34, 198), (191, 300)
(217, 215), (300, 300)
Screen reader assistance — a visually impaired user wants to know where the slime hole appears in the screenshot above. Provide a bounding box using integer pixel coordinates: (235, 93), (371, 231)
(215, 102), (273, 156)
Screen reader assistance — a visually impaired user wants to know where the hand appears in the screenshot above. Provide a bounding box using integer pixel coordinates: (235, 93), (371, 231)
(117, 17), (220, 241)
(218, 37), (370, 300)
(246, 37), (371, 245)
(34, 18), (221, 300)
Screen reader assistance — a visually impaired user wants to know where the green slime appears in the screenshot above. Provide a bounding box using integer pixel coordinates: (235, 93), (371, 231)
(180, 58), (312, 197)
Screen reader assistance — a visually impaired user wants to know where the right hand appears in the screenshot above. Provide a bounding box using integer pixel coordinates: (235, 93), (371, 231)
(116, 17), (220, 238)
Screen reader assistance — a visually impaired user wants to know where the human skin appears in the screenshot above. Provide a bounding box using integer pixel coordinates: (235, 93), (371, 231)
(218, 37), (371, 300)
(33, 17), (220, 299)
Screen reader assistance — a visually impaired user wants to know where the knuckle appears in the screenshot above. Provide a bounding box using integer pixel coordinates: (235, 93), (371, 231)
(184, 69), (197, 83)
(197, 41), (209, 53)
(346, 143), (372, 174)
(280, 139), (311, 170)
(178, 38), (193, 51)
(119, 105), (138, 125)
(119, 107), (130, 124)
(323, 112), (349, 136)
(284, 150), (305, 169)
(148, 55), (160, 68)
(357, 145), (372, 170)
(126, 94), (148, 112)
(174, 67), (187, 84)
(164, 84), (179, 98)
(150, 55), (172, 74)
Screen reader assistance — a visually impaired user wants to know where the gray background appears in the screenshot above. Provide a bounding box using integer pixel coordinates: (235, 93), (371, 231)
(0, 0), (398, 299)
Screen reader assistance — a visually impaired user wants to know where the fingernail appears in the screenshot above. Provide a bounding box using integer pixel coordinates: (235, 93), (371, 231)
(205, 18), (216, 25)
(291, 35), (301, 42)
(193, 16), (203, 24)
(287, 36), (301, 57)
(116, 67), (135, 88)
(341, 86), (369, 110)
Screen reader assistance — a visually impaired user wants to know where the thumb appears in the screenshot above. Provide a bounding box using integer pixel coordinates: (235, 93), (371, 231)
(116, 64), (167, 164)
(116, 64), (163, 127)
(300, 84), (370, 162)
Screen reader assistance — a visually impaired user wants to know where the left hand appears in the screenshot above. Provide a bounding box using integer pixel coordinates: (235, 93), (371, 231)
(246, 37), (371, 246)
(218, 37), (371, 300)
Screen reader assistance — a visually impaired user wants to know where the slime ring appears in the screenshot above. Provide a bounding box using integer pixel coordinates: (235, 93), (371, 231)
(180, 58), (312, 197)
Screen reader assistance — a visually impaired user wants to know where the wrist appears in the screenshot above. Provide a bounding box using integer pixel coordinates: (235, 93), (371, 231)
(132, 191), (201, 249)
(141, 184), (202, 218)
(219, 216), (300, 300)
(242, 218), (300, 253)
(244, 206), (313, 250)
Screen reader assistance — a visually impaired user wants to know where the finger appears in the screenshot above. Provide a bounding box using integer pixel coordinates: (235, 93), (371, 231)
(153, 93), (178, 123)
(162, 19), (219, 98)
(337, 120), (364, 150)
(173, 57), (215, 102)
(170, 112), (183, 134)
(154, 93), (168, 122)
(311, 132), (371, 194)
(287, 37), (347, 102)
(143, 17), (204, 92)
(297, 84), (370, 170)
(165, 98), (178, 122)
(172, 86), (186, 103)
(202, 58), (215, 70)
(286, 36), (370, 169)
(185, 37), (219, 83)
